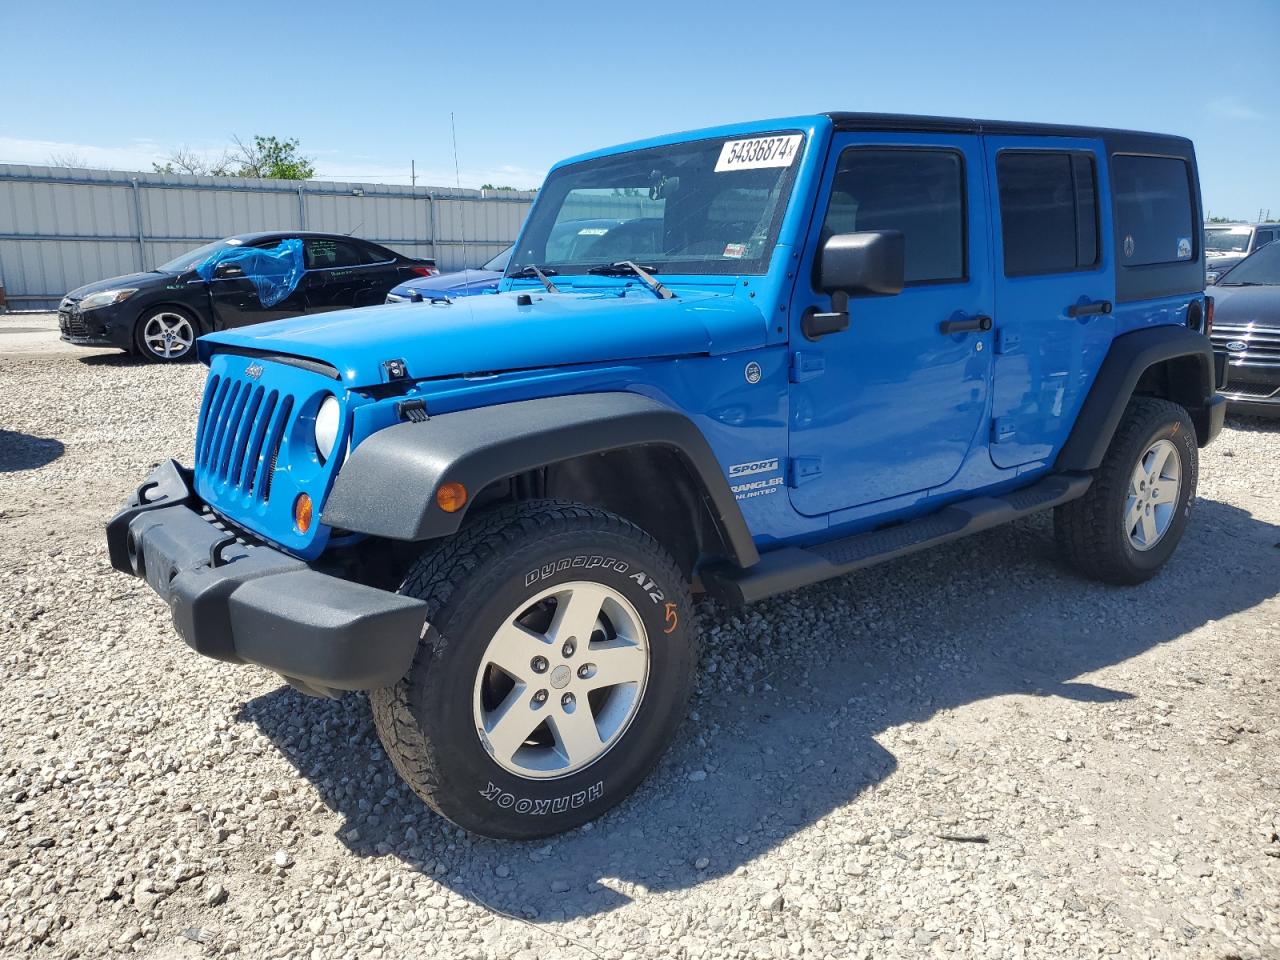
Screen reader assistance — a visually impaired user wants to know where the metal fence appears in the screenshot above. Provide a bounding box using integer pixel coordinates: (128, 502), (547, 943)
(0, 164), (538, 310)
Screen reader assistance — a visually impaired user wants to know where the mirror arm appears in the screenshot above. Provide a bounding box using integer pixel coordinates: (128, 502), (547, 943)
(802, 290), (850, 341)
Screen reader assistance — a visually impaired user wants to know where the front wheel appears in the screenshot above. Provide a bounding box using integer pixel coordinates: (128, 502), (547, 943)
(134, 307), (199, 362)
(1055, 397), (1198, 585)
(371, 500), (697, 839)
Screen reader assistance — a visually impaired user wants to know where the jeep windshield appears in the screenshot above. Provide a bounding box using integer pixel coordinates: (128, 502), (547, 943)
(508, 131), (804, 278)
(1204, 229), (1252, 254)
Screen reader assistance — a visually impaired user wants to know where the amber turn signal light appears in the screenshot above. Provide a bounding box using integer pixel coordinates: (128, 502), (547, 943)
(436, 482), (467, 513)
(293, 493), (313, 533)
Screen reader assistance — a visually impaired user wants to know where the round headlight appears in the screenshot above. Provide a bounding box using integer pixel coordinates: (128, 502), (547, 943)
(314, 395), (341, 464)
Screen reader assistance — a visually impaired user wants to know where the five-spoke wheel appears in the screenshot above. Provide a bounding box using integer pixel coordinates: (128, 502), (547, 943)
(474, 582), (649, 778)
(136, 308), (196, 361)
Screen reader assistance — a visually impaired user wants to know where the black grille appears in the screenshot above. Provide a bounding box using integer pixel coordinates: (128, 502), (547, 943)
(195, 372), (294, 503)
(59, 309), (89, 337)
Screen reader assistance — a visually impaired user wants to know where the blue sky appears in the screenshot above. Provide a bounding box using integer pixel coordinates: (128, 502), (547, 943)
(1, 0), (1276, 218)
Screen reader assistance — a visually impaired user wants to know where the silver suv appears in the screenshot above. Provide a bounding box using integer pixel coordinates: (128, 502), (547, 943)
(1205, 222), (1280, 283)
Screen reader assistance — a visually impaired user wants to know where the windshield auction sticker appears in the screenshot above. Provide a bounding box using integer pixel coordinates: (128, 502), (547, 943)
(715, 134), (803, 172)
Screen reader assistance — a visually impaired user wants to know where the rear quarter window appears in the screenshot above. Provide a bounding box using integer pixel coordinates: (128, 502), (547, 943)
(1113, 155), (1195, 266)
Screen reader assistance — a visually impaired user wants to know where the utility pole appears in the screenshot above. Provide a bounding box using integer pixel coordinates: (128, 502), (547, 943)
(411, 159), (416, 188)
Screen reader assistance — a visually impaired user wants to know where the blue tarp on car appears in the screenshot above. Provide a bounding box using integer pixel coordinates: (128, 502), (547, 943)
(195, 238), (305, 307)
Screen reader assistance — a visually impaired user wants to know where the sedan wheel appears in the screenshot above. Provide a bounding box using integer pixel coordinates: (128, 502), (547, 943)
(138, 310), (196, 361)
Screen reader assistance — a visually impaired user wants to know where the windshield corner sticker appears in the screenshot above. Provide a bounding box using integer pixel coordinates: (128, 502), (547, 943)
(723, 243), (747, 259)
(1177, 237), (1192, 259)
(715, 134), (803, 173)
(729, 457), (784, 501)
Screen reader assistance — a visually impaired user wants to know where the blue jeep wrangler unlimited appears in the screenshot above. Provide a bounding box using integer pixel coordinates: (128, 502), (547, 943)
(108, 113), (1226, 839)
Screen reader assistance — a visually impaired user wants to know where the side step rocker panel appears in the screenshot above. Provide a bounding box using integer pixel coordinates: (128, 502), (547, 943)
(702, 472), (1092, 606)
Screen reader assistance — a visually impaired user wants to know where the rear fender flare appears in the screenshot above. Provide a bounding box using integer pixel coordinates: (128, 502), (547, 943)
(1057, 325), (1217, 471)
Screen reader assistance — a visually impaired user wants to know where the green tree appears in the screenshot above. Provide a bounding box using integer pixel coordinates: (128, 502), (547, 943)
(151, 136), (314, 180)
(231, 135), (314, 180)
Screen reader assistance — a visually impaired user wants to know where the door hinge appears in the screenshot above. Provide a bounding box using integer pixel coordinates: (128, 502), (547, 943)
(788, 457), (823, 487)
(991, 417), (1016, 444)
(995, 329), (1021, 355)
(789, 351), (826, 383)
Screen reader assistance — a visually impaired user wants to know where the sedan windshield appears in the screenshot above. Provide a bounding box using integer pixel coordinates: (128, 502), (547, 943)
(157, 238), (243, 273)
(1204, 229), (1252, 254)
(1217, 242), (1280, 286)
(508, 131), (804, 277)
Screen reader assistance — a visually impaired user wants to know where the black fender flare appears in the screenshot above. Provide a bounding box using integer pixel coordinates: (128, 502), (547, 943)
(1056, 325), (1219, 472)
(321, 392), (760, 568)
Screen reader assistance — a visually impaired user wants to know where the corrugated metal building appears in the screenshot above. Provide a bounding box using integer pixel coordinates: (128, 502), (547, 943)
(0, 164), (537, 310)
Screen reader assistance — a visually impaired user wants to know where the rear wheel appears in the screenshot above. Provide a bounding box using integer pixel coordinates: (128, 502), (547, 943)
(371, 500), (697, 839)
(135, 307), (198, 362)
(1055, 397), (1198, 584)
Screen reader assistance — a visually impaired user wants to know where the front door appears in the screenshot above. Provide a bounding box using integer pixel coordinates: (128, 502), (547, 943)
(206, 238), (307, 329)
(984, 136), (1114, 467)
(788, 133), (994, 516)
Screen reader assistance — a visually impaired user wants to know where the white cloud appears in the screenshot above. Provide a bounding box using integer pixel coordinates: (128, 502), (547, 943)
(0, 135), (543, 189)
(1206, 97), (1263, 121)
(0, 135), (168, 171)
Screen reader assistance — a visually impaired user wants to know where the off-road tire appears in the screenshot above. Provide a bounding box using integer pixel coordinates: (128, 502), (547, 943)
(370, 500), (697, 840)
(1055, 397), (1198, 585)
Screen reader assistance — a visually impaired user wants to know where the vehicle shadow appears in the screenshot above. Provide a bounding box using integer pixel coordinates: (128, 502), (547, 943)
(76, 353), (151, 367)
(237, 496), (1280, 921)
(0, 428), (65, 473)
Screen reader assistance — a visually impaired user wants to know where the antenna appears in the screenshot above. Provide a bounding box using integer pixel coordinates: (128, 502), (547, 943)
(345, 221), (363, 237)
(451, 113), (469, 270)
(450, 112), (476, 321)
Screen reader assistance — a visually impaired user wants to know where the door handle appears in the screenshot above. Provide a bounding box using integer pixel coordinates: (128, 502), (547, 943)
(939, 315), (992, 335)
(1066, 300), (1112, 318)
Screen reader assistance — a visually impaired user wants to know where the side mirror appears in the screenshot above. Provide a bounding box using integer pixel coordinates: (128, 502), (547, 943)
(805, 231), (906, 340)
(213, 262), (244, 279)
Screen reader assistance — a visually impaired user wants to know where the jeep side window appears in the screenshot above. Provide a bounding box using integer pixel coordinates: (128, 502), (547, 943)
(819, 149), (965, 284)
(1112, 155), (1195, 266)
(997, 151), (1099, 276)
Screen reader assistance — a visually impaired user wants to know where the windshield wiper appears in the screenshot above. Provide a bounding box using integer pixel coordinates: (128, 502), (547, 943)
(508, 264), (560, 293)
(586, 261), (675, 300)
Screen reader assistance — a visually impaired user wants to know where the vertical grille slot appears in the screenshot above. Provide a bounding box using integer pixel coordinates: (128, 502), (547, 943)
(194, 367), (295, 505)
(240, 390), (279, 494)
(255, 395), (294, 505)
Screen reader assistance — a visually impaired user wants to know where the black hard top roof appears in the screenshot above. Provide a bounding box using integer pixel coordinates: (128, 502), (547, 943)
(824, 112), (1192, 146)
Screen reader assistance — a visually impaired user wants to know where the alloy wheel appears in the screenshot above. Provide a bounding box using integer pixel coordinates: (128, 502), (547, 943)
(472, 581), (650, 779)
(1126, 438), (1182, 551)
(141, 312), (194, 360)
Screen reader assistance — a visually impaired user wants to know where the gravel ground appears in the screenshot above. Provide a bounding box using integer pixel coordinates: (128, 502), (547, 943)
(2, 313), (1278, 960)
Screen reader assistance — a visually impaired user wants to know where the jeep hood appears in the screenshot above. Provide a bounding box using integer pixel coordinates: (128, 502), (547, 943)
(199, 289), (767, 385)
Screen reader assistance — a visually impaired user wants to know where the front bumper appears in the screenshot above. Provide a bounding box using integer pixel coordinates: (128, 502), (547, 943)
(106, 460), (426, 696)
(1219, 360), (1280, 417)
(58, 302), (132, 348)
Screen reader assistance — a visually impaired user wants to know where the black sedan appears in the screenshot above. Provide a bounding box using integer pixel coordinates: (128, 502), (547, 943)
(58, 232), (437, 362)
(1208, 240), (1280, 416)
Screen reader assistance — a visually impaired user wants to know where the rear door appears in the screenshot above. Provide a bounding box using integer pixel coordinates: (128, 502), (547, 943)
(301, 237), (366, 313)
(985, 137), (1114, 468)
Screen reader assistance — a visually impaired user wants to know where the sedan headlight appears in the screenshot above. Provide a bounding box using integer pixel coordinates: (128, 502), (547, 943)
(78, 288), (138, 311)
(314, 395), (341, 464)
